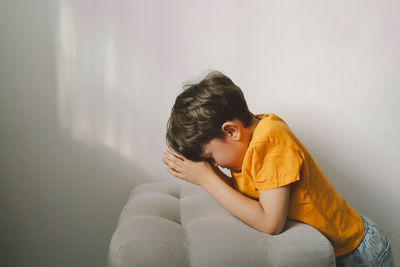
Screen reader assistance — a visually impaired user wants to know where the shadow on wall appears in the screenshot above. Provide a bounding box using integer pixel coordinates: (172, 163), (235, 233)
(53, 2), (160, 262)
(1, 127), (154, 267)
(46, 135), (154, 266)
(1, 1), (158, 266)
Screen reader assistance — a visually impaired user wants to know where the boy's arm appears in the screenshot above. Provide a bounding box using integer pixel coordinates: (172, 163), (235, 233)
(203, 174), (290, 235)
(212, 166), (234, 188)
(163, 150), (289, 235)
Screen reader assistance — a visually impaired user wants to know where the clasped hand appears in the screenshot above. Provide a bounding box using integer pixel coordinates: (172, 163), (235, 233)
(163, 149), (216, 187)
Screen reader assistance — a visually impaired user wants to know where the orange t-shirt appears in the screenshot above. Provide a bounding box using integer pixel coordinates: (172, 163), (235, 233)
(231, 113), (364, 257)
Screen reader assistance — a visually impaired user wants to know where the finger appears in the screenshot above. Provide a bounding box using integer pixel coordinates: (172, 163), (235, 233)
(164, 150), (185, 164)
(166, 147), (186, 160)
(166, 167), (186, 180)
(165, 149), (182, 160)
(163, 156), (183, 173)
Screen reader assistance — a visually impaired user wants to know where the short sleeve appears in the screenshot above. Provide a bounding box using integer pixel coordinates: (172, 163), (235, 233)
(250, 139), (304, 191)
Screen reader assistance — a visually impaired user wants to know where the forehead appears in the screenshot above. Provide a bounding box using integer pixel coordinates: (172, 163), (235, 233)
(200, 138), (224, 157)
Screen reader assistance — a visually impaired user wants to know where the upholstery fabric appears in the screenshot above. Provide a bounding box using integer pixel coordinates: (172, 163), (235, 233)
(108, 181), (336, 267)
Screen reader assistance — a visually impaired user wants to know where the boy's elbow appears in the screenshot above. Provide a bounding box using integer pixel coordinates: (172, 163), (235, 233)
(259, 220), (286, 235)
(269, 227), (284, 235)
(262, 226), (283, 235)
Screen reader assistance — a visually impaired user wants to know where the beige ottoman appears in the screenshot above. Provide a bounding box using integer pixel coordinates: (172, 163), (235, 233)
(108, 181), (336, 267)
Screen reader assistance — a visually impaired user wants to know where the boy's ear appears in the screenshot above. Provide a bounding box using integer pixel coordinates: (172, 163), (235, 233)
(221, 121), (241, 140)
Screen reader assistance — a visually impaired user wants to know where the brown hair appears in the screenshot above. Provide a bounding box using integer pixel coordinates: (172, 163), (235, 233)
(166, 71), (253, 161)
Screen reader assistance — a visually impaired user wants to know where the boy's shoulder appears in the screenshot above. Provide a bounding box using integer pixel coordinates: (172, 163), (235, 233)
(251, 113), (293, 145)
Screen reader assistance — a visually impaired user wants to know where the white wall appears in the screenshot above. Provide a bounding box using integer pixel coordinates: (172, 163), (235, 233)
(1, 0), (399, 266)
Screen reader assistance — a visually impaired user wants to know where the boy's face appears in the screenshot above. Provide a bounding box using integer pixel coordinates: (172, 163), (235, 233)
(200, 135), (248, 172)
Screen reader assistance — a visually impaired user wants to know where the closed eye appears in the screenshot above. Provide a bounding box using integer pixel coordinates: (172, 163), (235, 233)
(206, 157), (215, 164)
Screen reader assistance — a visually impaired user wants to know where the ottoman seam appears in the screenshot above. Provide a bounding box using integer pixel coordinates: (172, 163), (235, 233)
(179, 184), (192, 267)
(118, 214), (183, 227)
(179, 185), (182, 224)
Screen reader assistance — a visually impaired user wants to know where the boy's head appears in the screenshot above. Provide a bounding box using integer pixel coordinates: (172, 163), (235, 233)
(166, 71), (253, 162)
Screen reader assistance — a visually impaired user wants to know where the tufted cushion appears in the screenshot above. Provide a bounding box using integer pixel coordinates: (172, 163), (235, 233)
(108, 181), (336, 267)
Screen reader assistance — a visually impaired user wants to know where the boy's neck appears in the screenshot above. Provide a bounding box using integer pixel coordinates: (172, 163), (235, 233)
(246, 115), (261, 143)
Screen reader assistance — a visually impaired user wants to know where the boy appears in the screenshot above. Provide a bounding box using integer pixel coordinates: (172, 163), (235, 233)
(163, 71), (393, 266)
